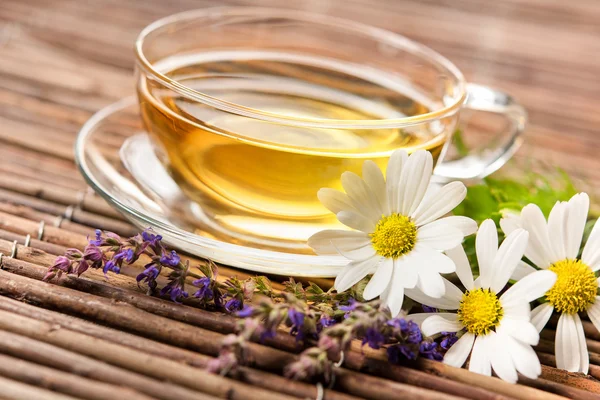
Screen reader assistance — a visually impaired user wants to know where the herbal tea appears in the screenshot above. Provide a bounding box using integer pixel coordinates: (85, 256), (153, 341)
(138, 51), (452, 248)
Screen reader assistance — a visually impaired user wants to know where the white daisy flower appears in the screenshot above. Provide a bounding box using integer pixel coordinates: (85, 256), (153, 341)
(308, 150), (477, 316)
(417, 220), (556, 383)
(501, 192), (600, 374)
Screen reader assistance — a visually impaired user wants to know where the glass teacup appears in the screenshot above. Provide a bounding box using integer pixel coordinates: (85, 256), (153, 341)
(135, 7), (525, 252)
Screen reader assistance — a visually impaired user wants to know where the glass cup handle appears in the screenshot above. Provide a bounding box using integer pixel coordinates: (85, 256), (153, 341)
(434, 83), (526, 181)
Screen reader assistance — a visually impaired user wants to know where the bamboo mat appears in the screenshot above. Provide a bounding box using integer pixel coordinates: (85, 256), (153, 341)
(0, 0), (600, 399)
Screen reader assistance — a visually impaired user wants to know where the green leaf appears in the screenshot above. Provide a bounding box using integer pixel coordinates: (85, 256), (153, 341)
(454, 168), (580, 275)
(453, 185), (499, 223)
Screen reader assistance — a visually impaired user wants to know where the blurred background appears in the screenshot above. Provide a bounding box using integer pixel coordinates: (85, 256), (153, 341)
(1, 0), (599, 185)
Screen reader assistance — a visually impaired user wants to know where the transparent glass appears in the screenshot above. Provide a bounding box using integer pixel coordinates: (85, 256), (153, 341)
(133, 7), (525, 252)
(75, 7), (525, 277)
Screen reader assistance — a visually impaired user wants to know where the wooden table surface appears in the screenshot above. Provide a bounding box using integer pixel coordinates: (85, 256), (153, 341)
(2, 0), (600, 183)
(0, 1), (600, 399)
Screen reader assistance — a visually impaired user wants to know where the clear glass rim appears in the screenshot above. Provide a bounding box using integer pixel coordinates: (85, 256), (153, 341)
(135, 6), (467, 129)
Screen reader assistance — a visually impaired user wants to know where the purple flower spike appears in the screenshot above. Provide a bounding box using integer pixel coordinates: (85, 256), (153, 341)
(123, 248), (135, 263)
(160, 250), (180, 267)
(103, 260), (120, 275)
(141, 230), (163, 251)
(259, 329), (276, 342)
(105, 231), (121, 240)
(160, 283), (189, 303)
(43, 255), (75, 281)
(405, 321), (422, 344)
(160, 261), (190, 303)
(192, 277), (214, 301)
(224, 298), (243, 313)
(338, 299), (358, 312)
(88, 230), (122, 247)
(76, 259), (90, 276)
(136, 264), (159, 287)
(440, 332), (458, 350)
(236, 305), (254, 318)
(53, 256), (72, 273)
(83, 244), (103, 264)
(113, 248), (135, 264)
(318, 315), (336, 329)
(422, 305), (438, 313)
(388, 344), (418, 362)
(89, 230), (103, 246)
(288, 308), (305, 329)
(419, 340), (444, 361)
(362, 327), (386, 349)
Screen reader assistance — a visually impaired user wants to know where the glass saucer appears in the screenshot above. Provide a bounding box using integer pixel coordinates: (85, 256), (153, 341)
(75, 96), (348, 277)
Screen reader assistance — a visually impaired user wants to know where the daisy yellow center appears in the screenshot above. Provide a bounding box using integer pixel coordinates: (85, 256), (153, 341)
(458, 288), (503, 336)
(369, 213), (417, 259)
(545, 259), (597, 314)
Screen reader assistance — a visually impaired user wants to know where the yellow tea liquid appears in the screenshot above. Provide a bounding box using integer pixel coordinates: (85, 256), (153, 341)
(138, 51), (449, 251)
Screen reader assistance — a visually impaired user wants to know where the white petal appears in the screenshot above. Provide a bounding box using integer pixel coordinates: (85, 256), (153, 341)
(469, 335), (491, 376)
(505, 335), (542, 380)
(327, 234), (372, 253)
(547, 201), (568, 261)
(334, 256), (380, 293)
(565, 193), (589, 259)
(586, 298), (600, 333)
(490, 229), (529, 293)
(417, 270), (446, 298)
(502, 302), (531, 322)
(407, 312), (456, 326)
(417, 222), (463, 251)
(317, 188), (356, 215)
(363, 160), (389, 216)
(412, 181), (467, 226)
(446, 244), (474, 291)
(392, 253), (419, 289)
(496, 317), (539, 346)
(582, 218), (600, 271)
(573, 313), (589, 374)
(488, 332), (518, 383)
(333, 243), (377, 261)
(397, 150), (433, 216)
(418, 184), (443, 216)
(499, 213), (521, 236)
(414, 244), (456, 273)
(502, 302), (530, 321)
(381, 271), (404, 317)
(341, 172), (382, 221)
(363, 258), (393, 300)
(386, 150), (408, 214)
(510, 261), (537, 281)
(476, 219), (498, 289)
(405, 278), (463, 310)
(500, 270), (557, 307)
(520, 204), (555, 268)
(421, 314), (462, 336)
(337, 210), (376, 233)
(555, 313), (582, 372)
(444, 332), (475, 368)
(436, 216), (478, 236)
(530, 303), (554, 332)
(308, 229), (370, 255)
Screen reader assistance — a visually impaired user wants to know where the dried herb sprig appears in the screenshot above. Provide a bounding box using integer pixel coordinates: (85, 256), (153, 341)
(44, 228), (457, 386)
(44, 229), (343, 314)
(283, 299), (457, 384)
